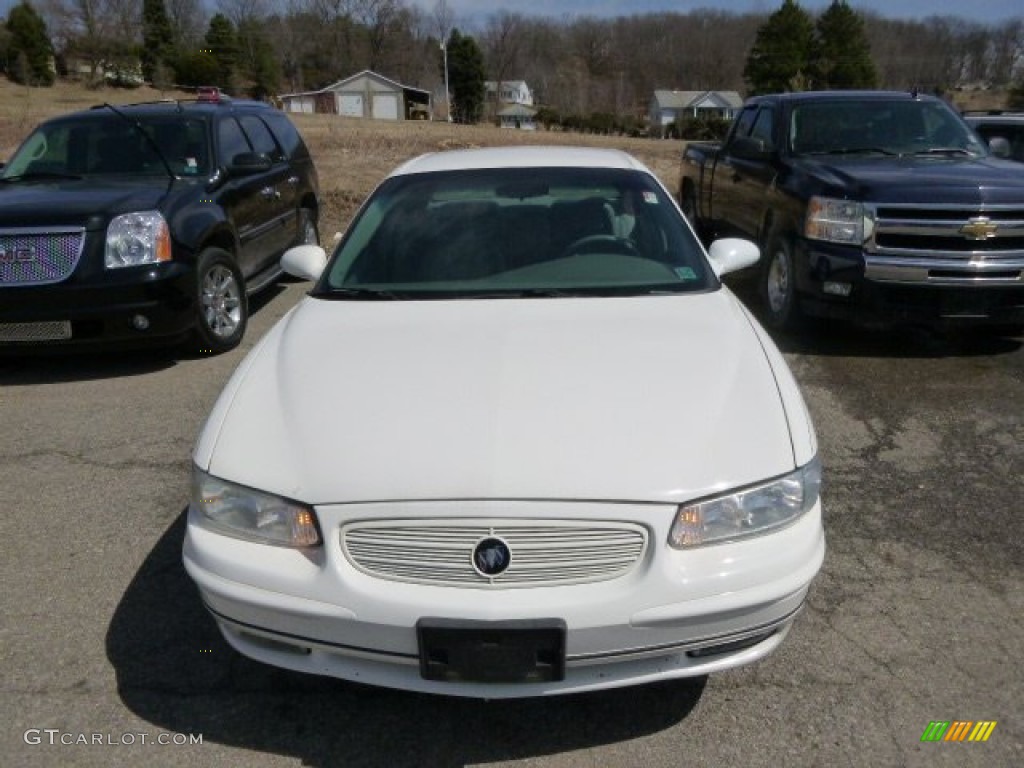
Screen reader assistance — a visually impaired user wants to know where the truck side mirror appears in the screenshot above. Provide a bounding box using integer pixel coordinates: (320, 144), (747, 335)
(729, 136), (772, 160)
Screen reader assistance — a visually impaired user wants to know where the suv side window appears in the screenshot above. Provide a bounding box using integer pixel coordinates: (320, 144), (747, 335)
(238, 114), (282, 162)
(262, 112), (307, 160)
(218, 117), (251, 165)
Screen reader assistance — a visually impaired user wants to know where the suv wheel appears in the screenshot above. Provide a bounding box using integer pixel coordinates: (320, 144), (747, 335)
(194, 248), (247, 353)
(760, 233), (803, 332)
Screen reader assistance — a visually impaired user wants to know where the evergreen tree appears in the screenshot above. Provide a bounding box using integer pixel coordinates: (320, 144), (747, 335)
(142, 0), (175, 83)
(5, 1), (54, 86)
(237, 20), (279, 100)
(444, 29), (485, 123)
(811, 0), (876, 89)
(743, 0), (814, 95)
(205, 14), (238, 94)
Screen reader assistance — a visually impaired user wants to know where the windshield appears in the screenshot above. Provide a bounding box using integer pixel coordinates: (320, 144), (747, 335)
(0, 115), (211, 179)
(790, 99), (987, 158)
(318, 166), (715, 298)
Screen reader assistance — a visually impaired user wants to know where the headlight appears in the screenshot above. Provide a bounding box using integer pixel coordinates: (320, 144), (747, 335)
(105, 211), (172, 268)
(191, 467), (321, 547)
(804, 196), (871, 245)
(669, 456), (821, 548)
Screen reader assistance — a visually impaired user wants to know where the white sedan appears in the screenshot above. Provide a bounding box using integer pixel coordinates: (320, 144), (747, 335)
(183, 146), (825, 698)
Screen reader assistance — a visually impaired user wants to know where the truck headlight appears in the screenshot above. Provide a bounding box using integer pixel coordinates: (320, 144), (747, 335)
(669, 456), (822, 548)
(804, 196), (870, 245)
(105, 211), (172, 268)
(191, 467), (321, 547)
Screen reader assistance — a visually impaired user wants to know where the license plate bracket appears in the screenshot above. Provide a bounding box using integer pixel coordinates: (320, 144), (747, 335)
(417, 618), (566, 683)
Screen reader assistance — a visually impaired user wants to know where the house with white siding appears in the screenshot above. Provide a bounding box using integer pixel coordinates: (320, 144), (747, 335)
(280, 70), (431, 120)
(649, 90), (743, 137)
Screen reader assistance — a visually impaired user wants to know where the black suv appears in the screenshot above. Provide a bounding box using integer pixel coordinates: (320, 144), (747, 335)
(0, 92), (320, 353)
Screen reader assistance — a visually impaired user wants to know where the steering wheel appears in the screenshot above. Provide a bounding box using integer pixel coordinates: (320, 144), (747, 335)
(559, 234), (639, 259)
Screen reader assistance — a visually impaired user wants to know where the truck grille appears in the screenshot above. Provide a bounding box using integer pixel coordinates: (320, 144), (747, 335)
(0, 228), (85, 287)
(869, 205), (1024, 256)
(342, 520), (648, 588)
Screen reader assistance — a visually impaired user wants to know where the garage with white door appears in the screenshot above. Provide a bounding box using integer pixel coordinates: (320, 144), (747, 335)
(280, 70), (432, 120)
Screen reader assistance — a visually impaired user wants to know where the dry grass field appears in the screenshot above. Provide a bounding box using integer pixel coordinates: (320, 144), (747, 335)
(0, 78), (686, 238)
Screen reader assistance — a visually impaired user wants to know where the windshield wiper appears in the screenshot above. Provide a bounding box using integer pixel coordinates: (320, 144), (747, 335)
(0, 171), (83, 183)
(821, 147), (898, 156)
(315, 287), (407, 300)
(913, 147), (972, 157)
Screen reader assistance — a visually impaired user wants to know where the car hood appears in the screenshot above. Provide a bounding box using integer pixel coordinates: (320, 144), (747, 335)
(197, 292), (799, 505)
(795, 155), (1024, 205)
(0, 179), (168, 228)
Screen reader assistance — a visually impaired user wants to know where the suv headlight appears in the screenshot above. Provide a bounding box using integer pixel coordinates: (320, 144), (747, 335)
(191, 467), (321, 547)
(669, 456), (822, 548)
(105, 211), (172, 268)
(804, 196), (872, 245)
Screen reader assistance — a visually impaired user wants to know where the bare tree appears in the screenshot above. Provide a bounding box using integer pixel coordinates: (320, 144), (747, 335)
(482, 10), (524, 114)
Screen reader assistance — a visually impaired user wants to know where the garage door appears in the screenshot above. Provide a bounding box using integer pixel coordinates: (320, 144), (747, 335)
(339, 93), (363, 118)
(372, 93), (399, 120)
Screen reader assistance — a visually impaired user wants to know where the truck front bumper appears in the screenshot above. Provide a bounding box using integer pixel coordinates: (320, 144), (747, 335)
(794, 240), (1024, 327)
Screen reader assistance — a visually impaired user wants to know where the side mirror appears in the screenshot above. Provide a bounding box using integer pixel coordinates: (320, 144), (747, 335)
(988, 136), (1011, 159)
(707, 238), (759, 277)
(281, 244), (328, 281)
(228, 152), (272, 175)
(729, 136), (772, 161)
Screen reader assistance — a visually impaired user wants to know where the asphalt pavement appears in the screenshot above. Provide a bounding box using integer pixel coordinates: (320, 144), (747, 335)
(1, 282), (1021, 768)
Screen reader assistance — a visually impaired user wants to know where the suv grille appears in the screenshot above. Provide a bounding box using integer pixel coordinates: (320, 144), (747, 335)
(0, 228), (85, 287)
(342, 520), (648, 588)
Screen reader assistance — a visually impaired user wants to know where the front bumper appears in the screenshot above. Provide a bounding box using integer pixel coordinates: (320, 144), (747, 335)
(0, 261), (196, 348)
(795, 240), (1024, 326)
(183, 499), (825, 698)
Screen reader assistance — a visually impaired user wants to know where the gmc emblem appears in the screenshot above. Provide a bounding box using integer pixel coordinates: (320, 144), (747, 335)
(0, 246), (37, 263)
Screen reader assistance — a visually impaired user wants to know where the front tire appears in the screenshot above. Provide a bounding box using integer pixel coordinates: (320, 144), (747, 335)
(759, 233), (803, 332)
(679, 181), (702, 237)
(193, 248), (247, 354)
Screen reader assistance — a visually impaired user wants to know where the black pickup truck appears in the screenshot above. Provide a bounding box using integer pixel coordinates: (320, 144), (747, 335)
(0, 92), (320, 353)
(679, 90), (1024, 331)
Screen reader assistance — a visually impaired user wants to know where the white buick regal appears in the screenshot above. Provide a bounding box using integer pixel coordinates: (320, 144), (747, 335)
(183, 146), (825, 698)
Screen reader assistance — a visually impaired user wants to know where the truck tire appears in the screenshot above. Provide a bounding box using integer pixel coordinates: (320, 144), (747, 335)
(759, 233), (803, 332)
(193, 247), (247, 354)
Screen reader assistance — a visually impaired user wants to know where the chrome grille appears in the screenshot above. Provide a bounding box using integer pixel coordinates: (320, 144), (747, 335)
(342, 520), (648, 588)
(0, 228), (85, 286)
(868, 204), (1024, 257)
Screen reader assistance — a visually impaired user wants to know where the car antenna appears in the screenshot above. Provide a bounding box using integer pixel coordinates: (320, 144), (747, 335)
(100, 102), (176, 183)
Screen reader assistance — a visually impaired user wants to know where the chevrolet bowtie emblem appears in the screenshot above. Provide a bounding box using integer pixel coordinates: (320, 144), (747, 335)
(960, 217), (998, 240)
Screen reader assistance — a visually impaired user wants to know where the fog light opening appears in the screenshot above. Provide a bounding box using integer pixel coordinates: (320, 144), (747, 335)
(237, 630), (312, 656)
(823, 281), (852, 297)
(686, 630), (776, 659)
(131, 314), (151, 331)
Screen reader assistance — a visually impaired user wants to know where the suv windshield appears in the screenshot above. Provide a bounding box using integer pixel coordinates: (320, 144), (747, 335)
(1, 114), (211, 179)
(318, 167), (714, 298)
(790, 100), (987, 158)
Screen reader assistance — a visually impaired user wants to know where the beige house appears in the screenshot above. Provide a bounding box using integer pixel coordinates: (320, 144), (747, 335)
(280, 70), (431, 120)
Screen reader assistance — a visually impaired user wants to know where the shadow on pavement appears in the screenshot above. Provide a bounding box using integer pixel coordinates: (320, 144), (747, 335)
(107, 511), (706, 767)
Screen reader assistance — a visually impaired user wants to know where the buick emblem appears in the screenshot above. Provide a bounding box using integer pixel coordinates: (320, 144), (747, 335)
(472, 537), (511, 577)
(959, 217), (998, 241)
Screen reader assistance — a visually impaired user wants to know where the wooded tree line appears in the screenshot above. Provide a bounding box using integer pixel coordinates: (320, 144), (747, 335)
(3, 0), (1023, 115)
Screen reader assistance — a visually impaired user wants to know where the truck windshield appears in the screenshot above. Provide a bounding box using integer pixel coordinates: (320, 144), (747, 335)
(1, 115), (211, 180)
(790, 100), (987, 158)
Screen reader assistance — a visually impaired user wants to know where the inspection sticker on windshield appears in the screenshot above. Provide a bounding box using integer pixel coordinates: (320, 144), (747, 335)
(642, 191), (658, 204)
(674, 266), (697, 281)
